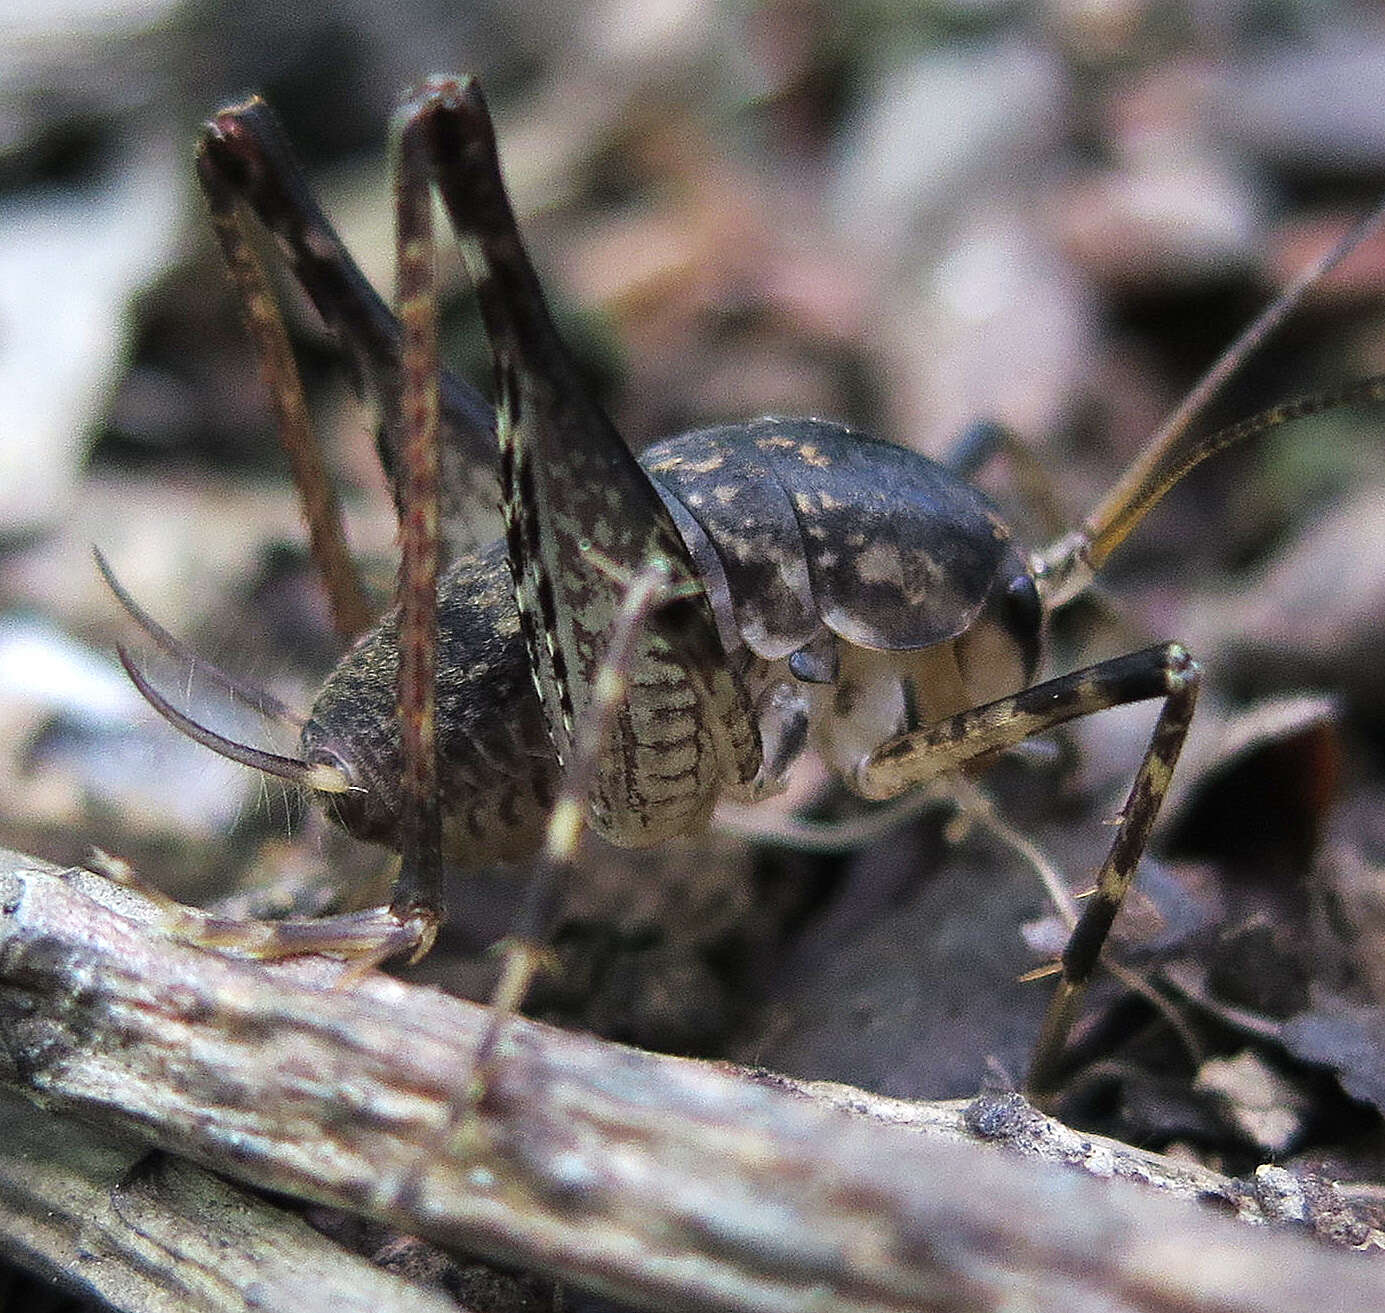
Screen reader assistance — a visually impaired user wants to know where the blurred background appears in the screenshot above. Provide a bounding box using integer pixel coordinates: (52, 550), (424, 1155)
(4, 0), (1385, 1244)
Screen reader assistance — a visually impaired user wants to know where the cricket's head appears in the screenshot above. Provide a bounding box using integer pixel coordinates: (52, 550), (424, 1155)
(102, 538), (553, 866)
(98, 539), (397, 850)
(299, 544), (557, 864)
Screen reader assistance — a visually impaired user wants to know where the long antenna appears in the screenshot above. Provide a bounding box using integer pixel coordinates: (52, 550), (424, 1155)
(116, 646), (348, 793)
(1035, 195), (1385, 606)
(95, 547), (306, 730)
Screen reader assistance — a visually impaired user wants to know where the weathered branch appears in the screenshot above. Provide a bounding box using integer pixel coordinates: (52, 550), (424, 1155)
(0, 1086), (460, 1312)
(1, 849), (1381, 1313)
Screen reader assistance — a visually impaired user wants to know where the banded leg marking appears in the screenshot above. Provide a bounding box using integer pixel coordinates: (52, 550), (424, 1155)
(386, 106), (445, 930)
(857, 642), (1201, 1094)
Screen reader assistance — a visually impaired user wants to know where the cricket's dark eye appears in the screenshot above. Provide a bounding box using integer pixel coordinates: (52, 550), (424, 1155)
(1005, 572), (1042, 638)
(1002, 572), (1043, 684)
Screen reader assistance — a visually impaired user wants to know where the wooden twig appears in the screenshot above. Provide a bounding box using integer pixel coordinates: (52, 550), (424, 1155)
(0, 1087), (460, 1313)
(0, 849), (1381, 1313)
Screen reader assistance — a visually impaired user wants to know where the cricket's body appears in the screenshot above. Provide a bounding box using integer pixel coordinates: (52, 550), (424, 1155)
(302, 419), (1045, 869)
(109, 76), (1385, 1093)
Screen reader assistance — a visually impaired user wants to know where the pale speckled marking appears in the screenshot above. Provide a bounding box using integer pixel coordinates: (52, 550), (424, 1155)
(855, 541), (902, 586)
(724, 537), (756, 563)
(680, 452), (727, 475)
